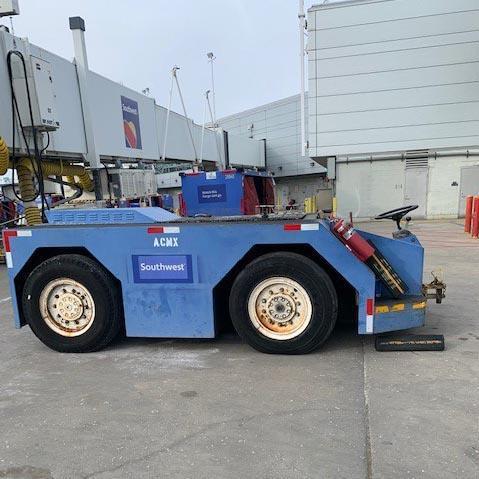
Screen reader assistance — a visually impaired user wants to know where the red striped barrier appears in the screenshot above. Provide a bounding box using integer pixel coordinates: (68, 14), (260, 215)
(472, 196), (479, 239)
(465, 195), (474, 233)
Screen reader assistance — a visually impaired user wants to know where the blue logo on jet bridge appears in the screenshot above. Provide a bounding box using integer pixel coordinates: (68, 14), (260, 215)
(132, 255), (193, 283)
(198, 184), (227, 203)
(121, 96), (142, 150)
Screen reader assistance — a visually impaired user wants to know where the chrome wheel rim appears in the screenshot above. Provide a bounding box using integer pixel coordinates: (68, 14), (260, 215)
(247, 277), (313, 340)
(39, 278), (95, 337)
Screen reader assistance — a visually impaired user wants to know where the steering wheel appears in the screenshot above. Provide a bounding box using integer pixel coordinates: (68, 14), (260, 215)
(375, 205), (418, 230)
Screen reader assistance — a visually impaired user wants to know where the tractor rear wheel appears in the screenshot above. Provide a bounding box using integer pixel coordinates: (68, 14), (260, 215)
(229, 252), (337, 354)
(22, 254), (122, 353)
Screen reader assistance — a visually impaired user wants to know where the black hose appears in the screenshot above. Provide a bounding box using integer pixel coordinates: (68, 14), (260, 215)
(6, 50), (49, 217)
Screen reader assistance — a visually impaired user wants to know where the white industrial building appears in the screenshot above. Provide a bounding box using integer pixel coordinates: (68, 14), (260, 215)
(219, 0), (479, 219)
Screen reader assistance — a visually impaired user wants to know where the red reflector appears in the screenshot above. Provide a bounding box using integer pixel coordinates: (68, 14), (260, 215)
(2, 230), (17, 253)
(366, 298), (374, 316)
(147, 227), (164, 234)
(284, 224), (301, 231)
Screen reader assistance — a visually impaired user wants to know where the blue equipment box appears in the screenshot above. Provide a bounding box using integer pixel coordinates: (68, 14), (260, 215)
(181, 170), (275, 216)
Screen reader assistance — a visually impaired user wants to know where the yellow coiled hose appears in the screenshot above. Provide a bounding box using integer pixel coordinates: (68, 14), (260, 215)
(17, 158), (95, 225)
(0, 137), (9, 176)
(0, 136), (95, 225)
(40, 161), (94, 193)
(17, 159), (42, 225)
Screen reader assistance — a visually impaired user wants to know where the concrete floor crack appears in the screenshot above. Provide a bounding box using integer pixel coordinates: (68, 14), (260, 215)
(362, 338), (374, 479)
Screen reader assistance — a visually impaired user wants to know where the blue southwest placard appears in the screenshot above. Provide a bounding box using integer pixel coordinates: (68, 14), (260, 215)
(121, 96), (142, 150)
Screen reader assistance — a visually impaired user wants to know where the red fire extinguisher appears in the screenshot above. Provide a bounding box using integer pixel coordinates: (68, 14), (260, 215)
(332, 219), (375, 262)
(331, 218), (407, 297)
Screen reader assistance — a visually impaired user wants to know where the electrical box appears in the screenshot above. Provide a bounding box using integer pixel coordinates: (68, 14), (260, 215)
(109, 169), (157, 199)
(0, 0), (20, 17)
(11, 55), (60, 131)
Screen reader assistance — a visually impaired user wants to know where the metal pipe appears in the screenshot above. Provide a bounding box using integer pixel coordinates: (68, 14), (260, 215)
(206, 91), (224, 169)
(173, 69), (198, 161)
(299, 0), (306, 158)
(199, 90), (210, 163)
(337, 149), (479, 164)
(161, 67), (177, 162)
(207, 52), (217, 126)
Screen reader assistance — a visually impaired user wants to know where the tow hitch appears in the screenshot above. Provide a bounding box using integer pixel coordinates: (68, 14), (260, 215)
(422, 271), (446, 304)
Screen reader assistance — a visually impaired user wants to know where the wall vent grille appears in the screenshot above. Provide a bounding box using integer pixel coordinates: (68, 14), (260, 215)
(405, 151), (429, 169)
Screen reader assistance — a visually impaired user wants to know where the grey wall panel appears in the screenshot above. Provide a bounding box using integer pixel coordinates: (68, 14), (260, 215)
(316, 43), (479, 79)
(319, 103), (479, 133)
(336, 158), (405, 218)
(314, 10), (479, 49)
(317, 85), (479, 115)
(318, 121), (479, 148)
(315, 29), (479, 60)
(315, 0), (479, 30)
(314, 63), (479, 97)
(309, 0), (479, 158)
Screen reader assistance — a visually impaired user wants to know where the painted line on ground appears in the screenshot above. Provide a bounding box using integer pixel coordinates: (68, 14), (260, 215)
(0, 297), (11, 304)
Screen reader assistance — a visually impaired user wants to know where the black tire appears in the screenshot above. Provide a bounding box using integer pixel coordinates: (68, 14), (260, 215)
(22, 254), (122, 353)
(229, 252), (338, 354)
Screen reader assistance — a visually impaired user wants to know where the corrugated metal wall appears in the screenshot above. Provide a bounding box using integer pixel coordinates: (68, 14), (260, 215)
(217, 95), (325, 177)
(308, 0), (479, 158)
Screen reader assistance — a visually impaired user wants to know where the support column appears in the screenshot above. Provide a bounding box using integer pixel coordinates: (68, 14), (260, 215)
(69, 16), (102, 200)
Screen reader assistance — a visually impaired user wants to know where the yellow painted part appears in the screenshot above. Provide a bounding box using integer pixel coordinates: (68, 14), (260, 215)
(0, 136), (9, 176)
(413, 301), (427, 310)
(24, 206), (42, 225)
(16, 159), (43, 225)
(376, 301), (426, 315)
(304, 197), (316, 214)
(332, 197), (337, 215)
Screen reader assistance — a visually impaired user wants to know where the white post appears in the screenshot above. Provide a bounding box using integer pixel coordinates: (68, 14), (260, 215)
(207, 52), (217, 126)
(70, 17), (100, 169)
(199, 90), (210, 163)
(173, 69), (198, 161)
(299, 0), (306, 158)
(206, 91), (224, 169)
(70, 16), (102, 200)
(161, 67), (176, 161)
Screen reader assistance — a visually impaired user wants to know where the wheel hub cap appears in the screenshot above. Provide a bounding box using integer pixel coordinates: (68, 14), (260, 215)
(39, 278), (95, 337)
(248, 277), (313, 340)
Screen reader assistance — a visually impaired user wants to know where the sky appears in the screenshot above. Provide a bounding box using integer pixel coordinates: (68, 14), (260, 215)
(3, 0), (323, 122)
